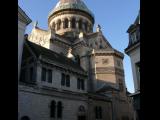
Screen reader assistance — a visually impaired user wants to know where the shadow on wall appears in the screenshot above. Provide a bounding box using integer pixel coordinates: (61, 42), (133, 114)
(20, 116), (30, 120)
(96, 79), (119, 92)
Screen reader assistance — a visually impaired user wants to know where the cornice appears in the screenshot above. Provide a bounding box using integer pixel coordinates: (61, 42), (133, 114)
(48, 9), (94, 25)
(125, 41), (140, 54)
(18, 6), (32, 25)
(39, 57), (87, 77)
(90, 51), (124, 59)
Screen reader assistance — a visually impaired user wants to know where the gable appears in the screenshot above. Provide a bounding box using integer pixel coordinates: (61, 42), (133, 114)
(21, 42), (37, 67)
(87, 32), (113, 50)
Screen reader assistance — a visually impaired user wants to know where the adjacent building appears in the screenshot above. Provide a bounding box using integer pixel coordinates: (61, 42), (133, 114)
(18, 6), (32, 80)
(18, 0), (134, 120)
(125, 12), (140, 120)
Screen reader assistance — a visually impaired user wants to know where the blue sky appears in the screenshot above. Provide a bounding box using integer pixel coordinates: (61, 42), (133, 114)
(18, 0), (140, 93)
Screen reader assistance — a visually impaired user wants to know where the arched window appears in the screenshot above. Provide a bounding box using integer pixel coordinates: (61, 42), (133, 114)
(57, 101), (63, 118)
(122, 116), (129, 120)
(66, 75), (70, 87)
(75, 55), (80, 65)
(71, 18), (76, 28)
(90, 43), (93, 48)
(50, 100), (56, 118)
(79, 105), (85, 112)
(84, 22), (88, 32)
(99, 45), (103, 49)
(99, 107), (102, 119)
(89, 25), (92, 32)
(95, 106), (102, 119)
(64, 18), (68, 29)
(57, 19), (61, 30)
(21, 116), (30, 120)
(79, 19), (82, 30)
(52, 22), (55, 30)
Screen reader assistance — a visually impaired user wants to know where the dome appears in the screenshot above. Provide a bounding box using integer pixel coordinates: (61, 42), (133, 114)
(48, 0), (94, 20)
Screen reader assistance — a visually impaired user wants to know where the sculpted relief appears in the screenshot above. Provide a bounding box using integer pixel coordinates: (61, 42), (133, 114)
(102, 58), (109, 64)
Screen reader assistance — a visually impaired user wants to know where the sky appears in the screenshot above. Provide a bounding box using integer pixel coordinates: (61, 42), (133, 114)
(18, 0), (140, 93)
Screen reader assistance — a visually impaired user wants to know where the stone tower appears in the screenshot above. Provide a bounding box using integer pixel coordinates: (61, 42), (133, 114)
(24, 1), (134, 120)
(28, 0), (126, 94)
(48, 0), (94, 38)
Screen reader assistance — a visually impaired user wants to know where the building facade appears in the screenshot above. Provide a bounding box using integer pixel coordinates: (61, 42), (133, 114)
(18, 6), (32, 80)
(125, 12), (140, 120)
(19, 0), (134, 120)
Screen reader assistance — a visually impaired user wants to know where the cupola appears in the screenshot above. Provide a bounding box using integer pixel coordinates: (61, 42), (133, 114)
(48, 0), (95, 36)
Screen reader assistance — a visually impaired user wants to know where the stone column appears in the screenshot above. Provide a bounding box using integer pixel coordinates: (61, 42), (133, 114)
(76, 18), (79, 32)
(89, 51), (97, 92)
(68, 17), (71, 28)
(55, 22), (58, 31)
(62, 19), (65, 29)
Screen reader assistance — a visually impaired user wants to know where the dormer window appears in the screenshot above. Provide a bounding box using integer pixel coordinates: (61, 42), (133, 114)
(129, 31), (137, 45)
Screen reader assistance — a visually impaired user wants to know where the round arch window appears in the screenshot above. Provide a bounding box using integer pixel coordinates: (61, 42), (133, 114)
(21, 116), (30, 120)
(79, 105), (85, 112)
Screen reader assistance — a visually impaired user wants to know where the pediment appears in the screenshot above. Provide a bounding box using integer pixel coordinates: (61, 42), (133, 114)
(86, 32), (113, 50)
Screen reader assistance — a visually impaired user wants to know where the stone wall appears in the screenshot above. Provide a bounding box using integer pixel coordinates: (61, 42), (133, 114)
(19, 88), (88, 120)
(128, 46), (140, 92)
(18, 20), (27, 80)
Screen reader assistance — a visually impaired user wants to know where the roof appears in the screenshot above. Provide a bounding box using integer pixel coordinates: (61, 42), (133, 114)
(134, 11), (140, 25)
(127, 11), (140, 33)
(25, 40), (86, 74)
(18, 5), (32, 25)
(48, 0), (94, 19)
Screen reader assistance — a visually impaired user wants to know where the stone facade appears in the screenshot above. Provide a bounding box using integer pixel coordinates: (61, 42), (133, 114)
(19, 0), (134, 120)
(125, 12), (140, 120)
(18, 6), (32, 80)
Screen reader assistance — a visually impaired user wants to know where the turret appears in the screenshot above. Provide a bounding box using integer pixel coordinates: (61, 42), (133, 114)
(48, 0), (95, 37)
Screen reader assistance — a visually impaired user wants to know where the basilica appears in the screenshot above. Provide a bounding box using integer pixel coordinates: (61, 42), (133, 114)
(18, 0), (133, 120)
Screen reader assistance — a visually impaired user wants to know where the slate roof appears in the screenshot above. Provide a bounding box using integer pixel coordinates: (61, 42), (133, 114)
(25, 40), (86, 74)
(134, 11), (140, 25)
(127, 11), (140, 33)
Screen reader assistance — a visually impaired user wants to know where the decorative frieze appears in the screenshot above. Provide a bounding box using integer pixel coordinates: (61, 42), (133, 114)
(94, 67), (124, 76)
(89, 52), (124, 59)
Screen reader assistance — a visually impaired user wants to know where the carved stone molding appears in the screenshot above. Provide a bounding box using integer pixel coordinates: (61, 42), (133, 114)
(94, 67), (124, 76)
(48, 10), (94, 25)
